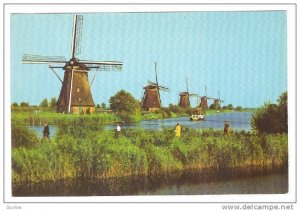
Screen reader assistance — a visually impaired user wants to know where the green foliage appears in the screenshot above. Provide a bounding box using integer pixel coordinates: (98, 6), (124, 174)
(109, 90), (141, 123)
(12, 126), (288, 183)
(49, 97), (57, 108)
(209, 103), (221, 110)
(12, 102), (19, 107)
(39, 98), (49, 107)
(12, 111), (120, 126)
(227, 104), (234, 110)
(20, 102), (29, 107)
(251, 91), (287, 134)
(109, 90), (140, 114)
(101, 103), (106, 109)
(235, 106), (242, 111)
(11, 124), (40, 148)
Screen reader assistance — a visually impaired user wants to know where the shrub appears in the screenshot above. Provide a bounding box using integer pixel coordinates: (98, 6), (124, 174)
(11, 124), (40, 148)
(251, 91), (287, 134)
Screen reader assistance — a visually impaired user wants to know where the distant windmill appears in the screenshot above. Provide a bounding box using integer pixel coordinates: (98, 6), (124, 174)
(178, 77), (198, 109)
(199, 85), (215, 111)
(142, 62), (169, 112)
(213, 90), (224, 109)
(22, 15), (122, 114)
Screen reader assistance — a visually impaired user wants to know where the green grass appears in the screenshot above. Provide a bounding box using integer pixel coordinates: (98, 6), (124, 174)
(11, 111), (121, 126)
(12, 125), (288, 183)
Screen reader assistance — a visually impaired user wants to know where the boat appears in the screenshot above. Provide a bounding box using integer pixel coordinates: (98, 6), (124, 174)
(190, 114), (205, 121)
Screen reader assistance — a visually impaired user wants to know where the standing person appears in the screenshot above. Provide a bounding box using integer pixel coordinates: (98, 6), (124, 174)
(224, 121), (230, 136)
(175, 123), (182, 137)
(43, 123), (50, 140)
(115, 124), (121, 139)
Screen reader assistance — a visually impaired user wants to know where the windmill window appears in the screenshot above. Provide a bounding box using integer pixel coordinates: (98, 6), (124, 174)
(77, 88), (80, 93)
(79, 97), (82, 102)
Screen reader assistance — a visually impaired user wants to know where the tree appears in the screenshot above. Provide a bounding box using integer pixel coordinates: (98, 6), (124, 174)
(49, 97), (57, 108)
(251, 91), (287, 134)
(20, 102), (29, 107)
(39, 98), (49, 107)
(235, 106), (242, 111)
(209, 103), (216, 110)
(101, 103), (106, 109)
(12, 102), (18, 107)
(109, 90), (140, 114)
(227, 104), (234, 110)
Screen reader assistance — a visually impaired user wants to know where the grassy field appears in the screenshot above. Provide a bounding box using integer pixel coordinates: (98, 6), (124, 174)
(12, 124), (287, 183)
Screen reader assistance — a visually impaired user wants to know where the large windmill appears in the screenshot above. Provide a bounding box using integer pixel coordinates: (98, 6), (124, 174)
(178, 78), (198, 109)
(22, 15), (122, 114)
(142, 62), (169, 112)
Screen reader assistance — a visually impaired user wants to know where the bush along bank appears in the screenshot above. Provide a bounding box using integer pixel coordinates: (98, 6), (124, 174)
(12, 125), (288, 183)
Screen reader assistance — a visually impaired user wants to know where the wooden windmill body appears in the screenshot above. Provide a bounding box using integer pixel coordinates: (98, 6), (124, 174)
(212, 90), (224, 110)
(22, 15), (122, 114)
(179, 92), (190, 108)
(142, 62), (169, 112)
(178, 78), (198, 109)
(199, 86), (214, 111)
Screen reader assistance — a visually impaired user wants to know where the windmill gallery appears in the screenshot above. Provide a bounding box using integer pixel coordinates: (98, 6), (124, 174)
(23, 15), (224, 115)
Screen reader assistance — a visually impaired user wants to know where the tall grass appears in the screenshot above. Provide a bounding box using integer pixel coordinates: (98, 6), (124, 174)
(12, 112), (120, 126)
(12, 125), (288, 183)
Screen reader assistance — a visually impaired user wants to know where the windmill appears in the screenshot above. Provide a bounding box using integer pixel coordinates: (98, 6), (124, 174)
(213, 90), (224, 110)
(178, 77), (198, 109)
(22, 15), (122, 114)
(142, 62), (169, 112)
(199, 85), (215, 111)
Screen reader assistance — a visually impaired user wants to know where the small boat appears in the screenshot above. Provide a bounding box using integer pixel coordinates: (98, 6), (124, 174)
(190, 114), (205, 121)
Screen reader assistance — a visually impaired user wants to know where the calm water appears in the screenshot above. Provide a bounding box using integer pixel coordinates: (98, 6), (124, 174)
(106, 111), (253, 131)
(31, 112), (252, 137)
(13, 172), (288, 196)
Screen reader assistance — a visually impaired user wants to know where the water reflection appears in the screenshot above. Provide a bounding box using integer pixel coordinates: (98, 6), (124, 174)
(13, 170), (288, 196)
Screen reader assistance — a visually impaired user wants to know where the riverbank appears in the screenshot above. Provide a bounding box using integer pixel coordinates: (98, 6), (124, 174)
(12, 125), (287, 184)
(11, 109), (247, 126)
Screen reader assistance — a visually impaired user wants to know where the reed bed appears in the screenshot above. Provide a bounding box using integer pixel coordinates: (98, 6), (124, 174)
(11, 112), (120, 126)
(12, 125), (288, 183)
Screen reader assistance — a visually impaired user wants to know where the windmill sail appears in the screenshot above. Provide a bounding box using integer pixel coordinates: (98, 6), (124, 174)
(71, 15), (83, 58)
(81, 60), (123, 71)
(22, 54), (66, 64)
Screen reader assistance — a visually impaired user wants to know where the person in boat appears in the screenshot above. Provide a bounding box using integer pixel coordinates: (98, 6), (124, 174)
(175, 123), (182, 137)
(115, 123), (121, 139)
(224, 121), (230, 136)
(43, 123), (50, 140)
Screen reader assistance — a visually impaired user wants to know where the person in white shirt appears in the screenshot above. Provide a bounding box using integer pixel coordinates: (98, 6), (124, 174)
(115, 124), (121, 138)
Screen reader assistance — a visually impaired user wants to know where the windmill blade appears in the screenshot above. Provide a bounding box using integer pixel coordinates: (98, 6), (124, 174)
(22, 54), (66, 64)
(81, 60), (123, 71)
(189, 93), (199, 97)
(158, 86), (169, 92)
(71, 15), (83, 58)
(86, 64), (122, 71)
(79, 60), (122, 66)
(147, 80), (157, 85)
(186, 77), (189, 93)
